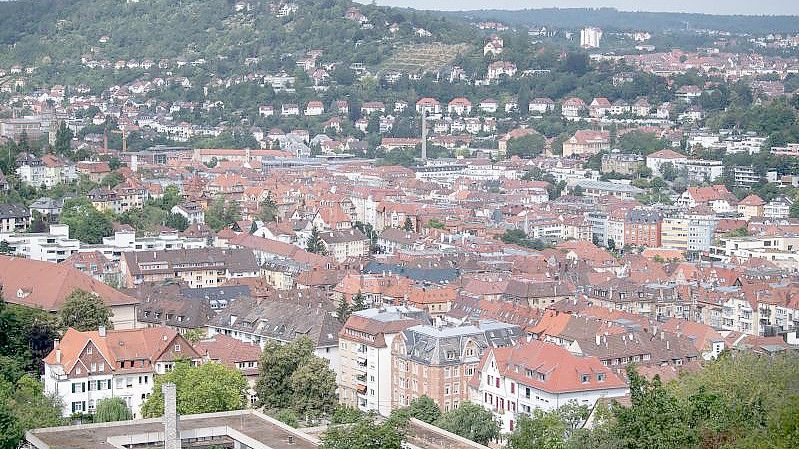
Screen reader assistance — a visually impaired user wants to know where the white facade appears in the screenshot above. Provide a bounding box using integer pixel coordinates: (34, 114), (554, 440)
(580, 27), (603, 48)
(471, 349), (627, 433)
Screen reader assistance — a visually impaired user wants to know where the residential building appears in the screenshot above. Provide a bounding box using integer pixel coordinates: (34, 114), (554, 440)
(391, 319), (522, 412)
(624, 209), (661, 248)
(43, 326), (200, 417)
(562, 130), (610, 157)
(569, 180), (644, 200)
(470, 341), (627, 433)
(737, 194), (765, 220)
(0, 255), (138, 329)
(580, 27), (603, 48)
(207, 289), (342, 371)
(0, 203), (31, 232)
(171, 202), (205, 225)
(119, 248), (261, 288)
(320, 228), (370, 262)
(338, 306), (427, 416)
(601, 153), (644, 176)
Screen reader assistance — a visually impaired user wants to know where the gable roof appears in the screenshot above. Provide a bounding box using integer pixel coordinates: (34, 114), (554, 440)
(0, 256), (138, 311)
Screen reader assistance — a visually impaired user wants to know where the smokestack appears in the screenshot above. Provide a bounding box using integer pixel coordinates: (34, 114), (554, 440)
(421, 111), (427, 161)
(54, 339), (61, 364)
(98, 325), (106, 337)
(162, 382), (180, 449)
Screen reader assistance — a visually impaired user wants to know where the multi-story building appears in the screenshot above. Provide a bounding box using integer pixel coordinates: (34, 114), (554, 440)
(43, 326), (199, 417)
(338, 307), (428, 416)
(470, 340), (627, 433)
(391, 319), (522, 413)
(207, 289), (342, 371)
(623, 209), (661, 248)
(0, 203), (31, 232)
(319, 228), (370, 262)
(120, 248), (261, 288)
(711, 236), (799, 270)
(600, 153), (645, 176)
(580, 27), (603, 48)
(0, 255), (139, 329)
(562, 130), (610, 157)
(764, 197), (793, 219)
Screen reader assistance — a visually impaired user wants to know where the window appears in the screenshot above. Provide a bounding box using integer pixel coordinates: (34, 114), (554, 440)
(87, 346), (93, 355)
(71, 382), (85, 393)
(510, 382), (515, 394)
(174, 344), (181, 352)
(99, 362), (105, 372)
(597, 373), (606, 382)
(495, 378), (500, 388)
(71, 401), (86, 413)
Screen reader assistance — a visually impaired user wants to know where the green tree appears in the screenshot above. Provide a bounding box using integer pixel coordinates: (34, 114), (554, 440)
(335, 299), (351, 324)
(165, 212), (189, 231)
(182, 328), (206, 343)
(612, 367), (697, 449)
(508, 410), (566, 449)
(306, 225), (326, 254)
(1, 375), (64, 446)
(435, 402), (500, 445)
(141, 361), (247, 417)
(59, 197), (114, 244)
(256, 337), (316, 410)
(330, 405), (363, 424)
(273, 409), (299, 427)
(289, 357), (337, 419)
(59, 289), (113, 332)
(507, 133), (546, 158)
(660, 162), (678, 181)
(789, 201), (799, 219)
(351, 291), (367, 312)
(94, 397), (133, 423)
(403, 216), (414, 231)
(53, 122), (74, 156)
(257, 192), (278, 222)
(321, 415), (406, 449)
(205, 196), (240, 231)
(407, 395), (441, 424)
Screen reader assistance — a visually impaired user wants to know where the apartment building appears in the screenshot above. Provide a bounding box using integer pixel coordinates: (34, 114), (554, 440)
(338, 306), (428, 416)
(470, 341), (627, 433)
(0, 255), (139, 329)
(391, 319), (522, 413)
(207, 289), (342, 371)
(42, 326), (200, 417)
(120, 248), (261, 288)
(0, 203), (31, 232)
(623, 209), (661, 248)
(319, 228), (370, 262)
(711, 235), (799, 270)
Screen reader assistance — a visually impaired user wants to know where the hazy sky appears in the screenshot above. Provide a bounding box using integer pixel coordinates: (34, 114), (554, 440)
(361, 1), (799, 16)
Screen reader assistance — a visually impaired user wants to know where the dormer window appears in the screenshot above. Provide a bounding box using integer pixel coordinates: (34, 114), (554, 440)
(597, 373), (605, 382)
(581, 374), (590, 383)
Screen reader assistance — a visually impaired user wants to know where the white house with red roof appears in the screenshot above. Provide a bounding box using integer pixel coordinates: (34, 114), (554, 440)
(416, 97), (441, 115)
(43, 326), (200, 417)
(646, 149), (687, 176)
(447, 97), (472, 116)
(470, 340), (628, 433)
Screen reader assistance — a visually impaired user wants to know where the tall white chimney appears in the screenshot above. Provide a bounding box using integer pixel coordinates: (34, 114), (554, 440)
(162, 382), (180, 449)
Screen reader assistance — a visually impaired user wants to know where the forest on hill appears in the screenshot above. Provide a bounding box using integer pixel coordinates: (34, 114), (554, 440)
(437, 8), (799, 34)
